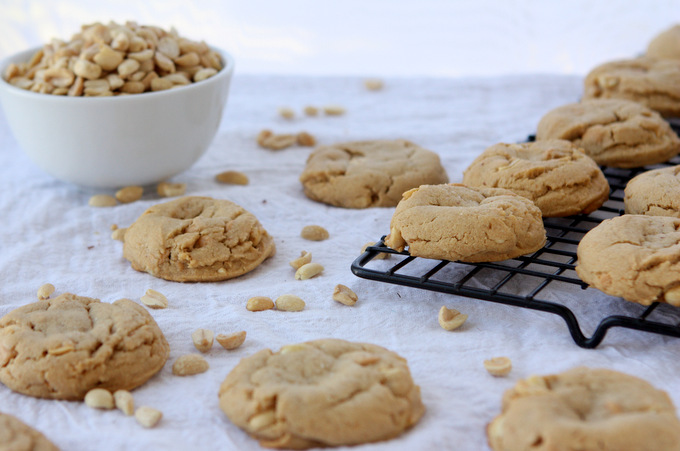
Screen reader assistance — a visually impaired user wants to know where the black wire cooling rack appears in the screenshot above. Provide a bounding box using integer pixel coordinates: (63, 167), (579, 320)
(351, 132), (680, 348)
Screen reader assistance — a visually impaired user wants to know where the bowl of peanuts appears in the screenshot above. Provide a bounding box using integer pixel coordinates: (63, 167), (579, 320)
(0, 21), (234, 188)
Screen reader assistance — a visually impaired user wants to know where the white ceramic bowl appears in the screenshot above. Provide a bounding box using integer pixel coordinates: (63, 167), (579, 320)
(0, 47), (234, 188)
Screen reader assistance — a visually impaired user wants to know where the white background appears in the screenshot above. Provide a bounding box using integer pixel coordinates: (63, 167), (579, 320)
(1, 0), (679, 77)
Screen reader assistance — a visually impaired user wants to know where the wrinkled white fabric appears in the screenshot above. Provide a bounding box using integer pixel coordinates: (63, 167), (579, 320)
(1, 74), (679, 451)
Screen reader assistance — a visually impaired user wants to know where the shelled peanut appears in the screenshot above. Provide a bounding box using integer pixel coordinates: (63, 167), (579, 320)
(3, 21), (222, 96)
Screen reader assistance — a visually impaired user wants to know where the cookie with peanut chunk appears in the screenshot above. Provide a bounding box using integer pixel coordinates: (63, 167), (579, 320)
(385, 184), (546, 262)
(462, 139), (609, 217)
(576, 214), (680, 306)
(122, 196), (275, 282)
(487, 367), (680, 451)
(218, 339), (424, 449)
(536, 99), (680, 168)
(0, 412), (60, 451)
(582, 57), (680, 118)
(299, 139), (448, 208)
(0, 293), (169, 400)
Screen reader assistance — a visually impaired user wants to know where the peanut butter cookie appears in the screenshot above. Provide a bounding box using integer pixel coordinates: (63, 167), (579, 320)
(487, 367), (680, 451)
(0, 413), (59, 451)
(647, 24), (680, 60)
(536, 98), (680, 168)
(218, 339), (424, 449)
(583, 57), (680, 118)
(122, 196), (275, 282)
(462, 140), (609, 217)
(0, 293), (169, 400)
(576, 214), (680, 306)
(385, 184), (546, 262)
(625, 165), (680, 217)
(299, 139), (448, 208)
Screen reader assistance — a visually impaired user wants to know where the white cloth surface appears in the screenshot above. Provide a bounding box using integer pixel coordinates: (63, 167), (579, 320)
(1, 73), (680, 451)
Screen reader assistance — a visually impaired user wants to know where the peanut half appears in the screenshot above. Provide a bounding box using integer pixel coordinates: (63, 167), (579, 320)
(84, 388), (114, 409)
(135, 406), (162, 428)
(295, 262), (324, 280)
(140, 289), (168, 309)
(215, 170), (249, 185)
(278, 107), (295, 119)
(275, 294), (305, 312)
(37, 283), (55, 300)
(484, 357), (512, 377)
(216, 331), (246, 350)
(191, 329), (214, 353)
(438, 306), (468, 331)
(332, 284), (358, 306)
(114, 390), (135, 416)
(157, 182), (186, 197)
(246, 296), (275, 312)
(172, 354), (209, 376)
(289, 251), (312, 270)
(88, 194), (117, 207)
(301, 225), (329, 241)
(115, 186), (143, 203)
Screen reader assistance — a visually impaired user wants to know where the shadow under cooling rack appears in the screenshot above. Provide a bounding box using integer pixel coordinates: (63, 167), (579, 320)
(351, 144), (680, 348)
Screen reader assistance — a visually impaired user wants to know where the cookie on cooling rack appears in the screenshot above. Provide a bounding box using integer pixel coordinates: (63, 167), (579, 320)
(624, 165), (680, 217)
(582, 57), (680, 118)
(299, 139), (449, 208)
(0, 293), (169, 400)
(0, 412), (60, 451)
(218, 338), (424, 449)
(122, 196), (275, 282)
(536, 98), (680, 168)
(385, 184), (546, 262)
(576, 214), (680, 306)
(647, 24), (680, 60)
(462, 139), (609, 217)
(487, 367), (680, 451)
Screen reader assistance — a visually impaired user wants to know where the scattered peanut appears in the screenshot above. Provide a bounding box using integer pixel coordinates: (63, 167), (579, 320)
(278, 107), (295, 119)
(246, 296), (274, 312)
(172, 354), (209, 376)
(84, 388), (114, 409)
(191, 328), (214, 353)
(275, 294), (306, 312)
(289, 251), (312, 270)
(157, 182), (186, 197)
(115, 186), (143, 203)
(246, 296), (275, 311)
(438, 306), (468, 331)
(37, 283), (55, 300)
(296, 131), (316, 147)
(3, 22), (223, 96)
(323, 105), (346, 116)
(216, 331), (246, 350)
(332, 284), (358, 306)
(215, 170), (249, 185)
(363, 78), (384, 91)
(301, 225), (329, 241)
(88, 194), (117, 207)
(256, 130), (297, 150)
(114, 390), (135, 416)
(135, 406), (162, 428)
(361, 242), (388, 259)
(295, 262), (324, 280)
(303, 105), (318, 116)
(111, 227), (127, 241)
(484, 357), (513, 377)
(140, 289), (168, 309)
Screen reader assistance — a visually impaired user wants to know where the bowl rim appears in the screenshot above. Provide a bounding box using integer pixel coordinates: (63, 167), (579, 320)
(0, 45), (235, 102)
